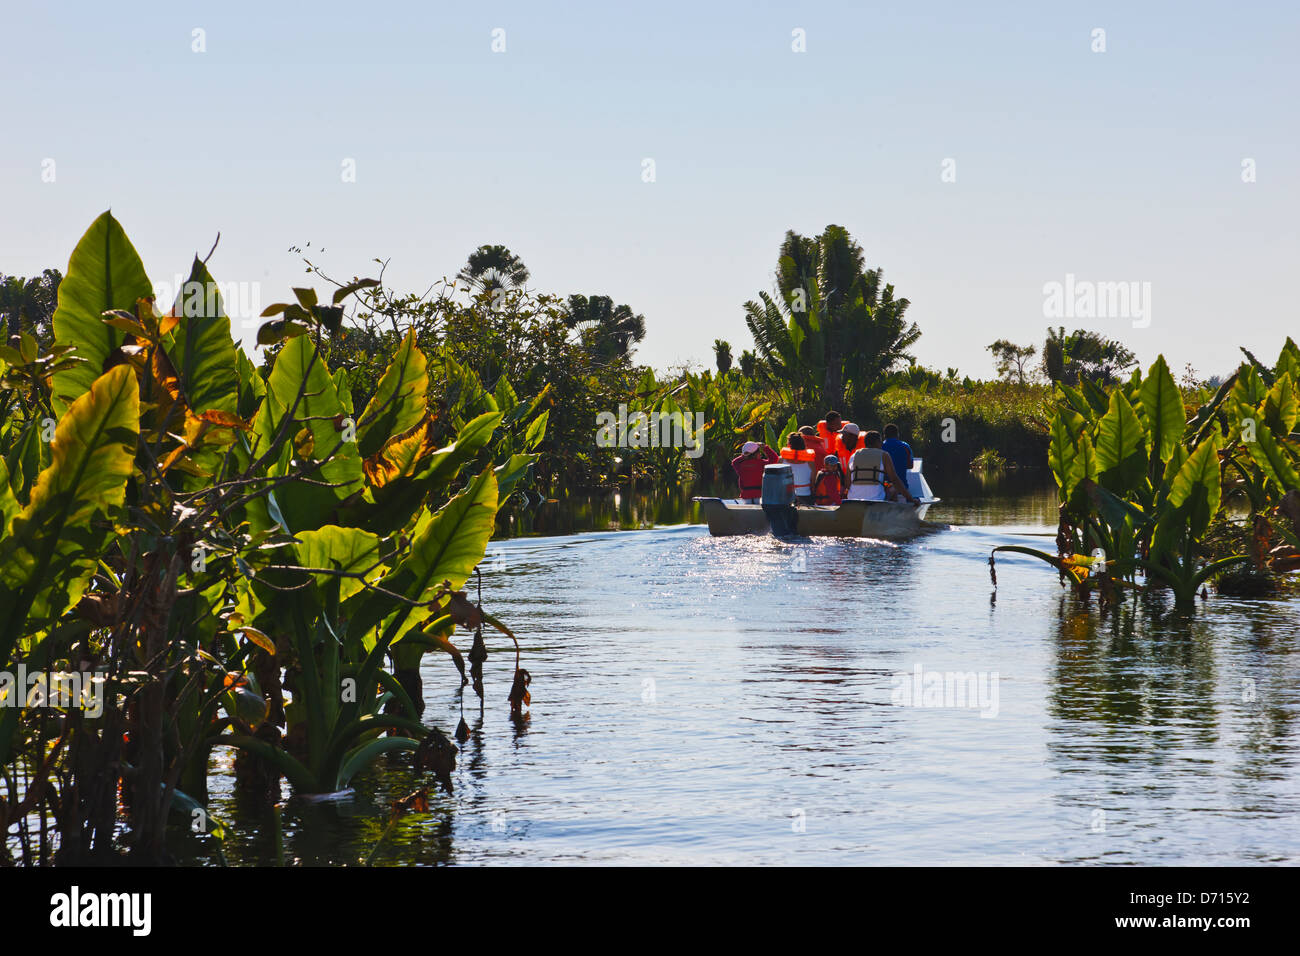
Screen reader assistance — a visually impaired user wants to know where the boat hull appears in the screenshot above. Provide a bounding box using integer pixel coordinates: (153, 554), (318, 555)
(692, 497), (935, 538)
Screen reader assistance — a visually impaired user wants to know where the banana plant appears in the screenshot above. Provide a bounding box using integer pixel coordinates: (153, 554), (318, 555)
(1, 211), (535, 864)
(992, 354), (1258, 609)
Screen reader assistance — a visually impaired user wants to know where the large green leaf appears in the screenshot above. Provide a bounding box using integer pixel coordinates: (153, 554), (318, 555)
(1055, 383), (1094, 423)
(1262, 372), (1298, 437)
(235, 348), (267, 420)
(0, 365), (139, 651)
(50, 212), (154, 416)
(1276, 337), (1300, 384)
(1048, 409), (1086, 498)
(295, 526), (384, 603)
(1241, 409), (1300, 492)
(524, 408), (549, 451)
(493, 375), (518, 416)
(252, 335), (362, 532)
(344, 411), (503, 536)
(1230, 364), (1268, 412)
(164, 258), (239, 415)
(0, 458), (17, 531)
(1167, 432), (1222, 541)
(1079, 376), (1111, 417)
(356, 331), (427, 458)
(346, 467), (498, 641)
(1136, 355), (1184, 466)
(1094, 389), (1147, 494)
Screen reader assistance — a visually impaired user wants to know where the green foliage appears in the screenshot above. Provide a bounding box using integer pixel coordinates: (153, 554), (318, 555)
(996, 344), (1300, 609)
(0, 212), (534, 865)
(744, 225), (920, 417)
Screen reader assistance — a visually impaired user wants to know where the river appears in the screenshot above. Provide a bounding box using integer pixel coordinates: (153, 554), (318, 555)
(195, 470), (1300, 865)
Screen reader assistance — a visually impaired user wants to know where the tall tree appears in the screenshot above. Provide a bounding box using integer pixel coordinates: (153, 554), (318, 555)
(713, 338), (733, 375)
(456, 244), (530, 293)
(564, 294), (647, 361)
(1, 269), (62, 345)
(987, 339), (1037, 384)
(1041, 326), (1137, 385)
(744, 225), (919, 414)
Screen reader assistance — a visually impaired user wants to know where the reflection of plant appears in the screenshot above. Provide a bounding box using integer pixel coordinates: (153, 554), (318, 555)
(0, 212), (534, 865)
(971, 448), (1007, 471)
(991, 345), (1300, 609)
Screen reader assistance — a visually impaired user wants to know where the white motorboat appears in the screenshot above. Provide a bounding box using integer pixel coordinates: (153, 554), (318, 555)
(693, 459), (939, 538)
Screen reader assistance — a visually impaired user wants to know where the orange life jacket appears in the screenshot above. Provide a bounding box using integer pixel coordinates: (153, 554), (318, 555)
(802, 434), (828, 462)
(835, 431), (860, 472)
(816, 420), (840, 451)
(812, 467), (844, 505)
(780, 446), (817, 495)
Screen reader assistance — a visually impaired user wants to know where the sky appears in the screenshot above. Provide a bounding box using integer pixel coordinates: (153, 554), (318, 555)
(2, 0), (1297, 380)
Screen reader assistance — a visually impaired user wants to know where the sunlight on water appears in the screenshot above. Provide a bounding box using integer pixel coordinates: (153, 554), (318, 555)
(197, 477), (1300, 865)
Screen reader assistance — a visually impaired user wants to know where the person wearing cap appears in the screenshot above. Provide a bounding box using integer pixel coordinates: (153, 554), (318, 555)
(811, 453), (845, 506)
(835, 422), (860, 471)
(731, 439), (779, 503)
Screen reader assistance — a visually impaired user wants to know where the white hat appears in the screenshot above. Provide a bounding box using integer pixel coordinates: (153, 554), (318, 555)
(741, 441), (759, 454)
(824, 454), (839, 466)
(842, 422), (860, 435)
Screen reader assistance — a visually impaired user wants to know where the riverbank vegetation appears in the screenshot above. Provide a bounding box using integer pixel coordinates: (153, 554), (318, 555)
(991, 343), (1300, 609)
(0, 213), (540, 864)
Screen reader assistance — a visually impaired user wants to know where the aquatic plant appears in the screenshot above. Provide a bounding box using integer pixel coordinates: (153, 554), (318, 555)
(0, 212), (537, 864)
(990, 346), (1300, 609)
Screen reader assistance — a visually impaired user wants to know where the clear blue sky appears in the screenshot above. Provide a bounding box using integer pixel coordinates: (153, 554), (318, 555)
(3, 1), (1296, 379)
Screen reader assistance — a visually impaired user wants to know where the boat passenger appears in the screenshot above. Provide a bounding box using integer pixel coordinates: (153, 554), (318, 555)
(798, 425), (827, 462)
(847, 430), (918, 503)
(835, 422), (860, 471)
(731, 440), (779, 503)
(881, 423), (914, 489)
(811, 454), (845, 506)
(780, 433), (817, 502)
(816, 411), (844, 453)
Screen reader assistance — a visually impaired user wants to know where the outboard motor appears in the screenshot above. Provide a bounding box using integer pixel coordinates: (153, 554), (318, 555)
(761, 463), (799, 537)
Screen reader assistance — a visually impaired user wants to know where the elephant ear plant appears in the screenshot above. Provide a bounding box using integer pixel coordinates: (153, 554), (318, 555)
(991, 348), (1300, 610)
(0, 212), (542, 865)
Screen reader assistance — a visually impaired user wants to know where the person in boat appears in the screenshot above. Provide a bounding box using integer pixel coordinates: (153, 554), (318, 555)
(780, 432), (817, 502)
(881, 423), (913, 489)
(816, 411), (844, 456)
(731, 440), (779, 503)
(835, 422), (860, 471)
(811, 454), (845, 505)
(845, 430), (918, 503)
(798, 424), (827, 463)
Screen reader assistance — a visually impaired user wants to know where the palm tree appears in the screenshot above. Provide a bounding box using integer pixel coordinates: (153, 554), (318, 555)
(745, 225), (919, 415)
(1, 269), (62, 346)
(713, 339), (733, 375)
(564, 294), (646, 361)
(456, 245), (530, 293)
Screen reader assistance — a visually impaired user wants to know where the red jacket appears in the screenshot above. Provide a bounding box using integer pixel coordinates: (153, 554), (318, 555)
(731, 445), (779, 499)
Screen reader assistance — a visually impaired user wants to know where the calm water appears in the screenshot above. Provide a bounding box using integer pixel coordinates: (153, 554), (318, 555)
(193, 472), (1300, 865)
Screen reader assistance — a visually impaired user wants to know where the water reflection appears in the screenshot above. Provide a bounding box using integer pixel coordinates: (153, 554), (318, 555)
(186, 471), (1300, 865)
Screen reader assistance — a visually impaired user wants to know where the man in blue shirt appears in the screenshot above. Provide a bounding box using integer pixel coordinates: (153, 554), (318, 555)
(881, 423), (913, 499)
